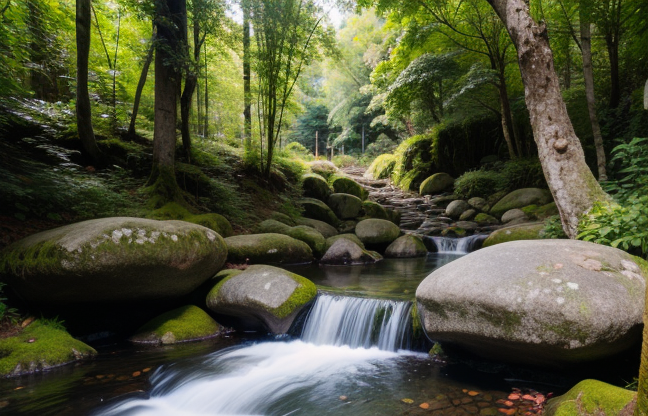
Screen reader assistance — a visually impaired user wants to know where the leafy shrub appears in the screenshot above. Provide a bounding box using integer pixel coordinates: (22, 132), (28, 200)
(284, 142), (313, 161)
(0, 283), (19, 324)
(543, 215), (568, 239)
(332, 155), (356, 168)
(364, 134), (397, 158)
(308, 160), (338, 180)
(500, 158), (547, 190)
(453, 170), (506, 199)
(391, 132), (437, 190)
(367, 154), (397, 180)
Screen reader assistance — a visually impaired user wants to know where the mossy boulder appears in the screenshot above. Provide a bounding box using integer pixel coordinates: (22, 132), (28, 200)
(301, 173), (332, 201)
(0, 321), (96, 377)
(363, 201), (389, 220)
(258, 219), (291, 234)
(295, 218), (338, 238)
(325, 234), (365, 251)
(523, 202), (559, 220)
(501, 208), (528, 224)
(459, 209), (477, 221)
(269, 211), (297, 226)
(544, 379), (636, 416)
(320, 239), (382, 266)
(331, 177), (368, 200)
(337, 220), (358, 234)
(299, 198), (339, 226)
(206, 265), (317, 334)
(385, 235), (428, 258)
(420, 173), (455, 195)
(468, 197), (488, 212)
(416, 239), (647, 366)
(490, 188), (553, 218)
(309, 160), (338, 180)
(482, 223), (545, 247)
(474, 213), (499, 225)
(258, 220), (327, 258)
(327, 193), (363, 220)
(224, 233), (313, 265)
(0, 217), (227, 304)
(148, 202), (233, 237)
(355, 219), (401, 250)
(446, 200), (470, 220)
(130, 305), (223, 345)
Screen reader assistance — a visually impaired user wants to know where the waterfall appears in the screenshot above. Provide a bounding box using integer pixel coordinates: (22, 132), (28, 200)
(428, 234), (486, 254)
(301, 294), (412, 351)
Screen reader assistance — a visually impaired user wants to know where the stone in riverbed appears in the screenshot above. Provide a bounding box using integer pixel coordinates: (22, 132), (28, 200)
(0, 217), (227, 304)
(258, 220), (327, 258)
(501, 208), (527, 224)
(225, 233), (313, 265)
(419, 173), (454, 196)
(482, 223), (545, 247)
(489, 188), (552, 218)
(130, 305), (223, 345)
(206, 265), (317, 334)
(362, 200), (390, 220)
(325, 234), (365, 250)
(544, 379), (636, 416)
(416, 239), (646, 366)
(327, 193), (363, 220)
(299, 198), (339, 226)
(385, 235), (427, 258)
(320, 239), (382, 265)
(302, 173), (332, 201)
(295, 218), (338, 238)
(332, 176), (368, 200)
(355, 219), (401, 250)
(445, 200), (470, 220)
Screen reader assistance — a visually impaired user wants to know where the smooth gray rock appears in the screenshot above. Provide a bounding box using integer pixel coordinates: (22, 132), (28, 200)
(416, 239), (646, 366)
(325, 233), (365, 250)
(296, 218), (338, 238)
(320, 239), (382, 265)
(258, 220), (326, 258)
(355, 219), (401, 248)
(225, 233), (313, 265)
(327, 193), (363, 220)
(467, 197), (488, 211)
(206, 265), (317, 334)
(0, 217), (227, 304)
(501, 208), (527, 223)
(385, 235), (427, 258)
(459, 209), (477, 221)
(490, 188), (553, 217)
(445, 200), (470, 220)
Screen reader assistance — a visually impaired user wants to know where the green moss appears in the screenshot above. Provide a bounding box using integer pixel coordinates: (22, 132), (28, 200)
(482, 223), (545, 247)
(326, 234), (365, 250)
(131, 305), (221, 344)
(545, 379), (636, 416)
(225, 233), (313, 264)
(145, 165), (187, 209)
(0, 240), (65, 276)
(301, 173), (332, 201)
(331, 177), (368, 200)
(367, 154), (397, 180)
(287, 226), (327, 258)
(474, 213), (499, 225)
(0, 320), (96, 377)
(363, 201), (389, 220)
(271, 273), (317, 319)
(543, 321), (590, 345)
(148, 202), (233, 237)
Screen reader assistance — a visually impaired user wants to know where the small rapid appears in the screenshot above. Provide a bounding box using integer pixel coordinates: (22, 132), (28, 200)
(427, 234), (486, 254)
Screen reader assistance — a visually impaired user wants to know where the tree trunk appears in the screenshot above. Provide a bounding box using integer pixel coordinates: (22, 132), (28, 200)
(75, 0), (102, 164)
(497, 76), (519, 159)
(580, 7), (608, 181)
(605, 33), (621, 109)
(486, 0), (609, 238)
(637, 285), (648, 416)
(180, 13), (201, 156)
(149, 0), (186, 206)
(243, 0), (252, 151)
(128, 30), (155, 137)
(204, 40), (209, 137)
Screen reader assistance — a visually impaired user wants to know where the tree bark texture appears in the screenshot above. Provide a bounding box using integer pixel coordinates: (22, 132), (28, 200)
(580, 8), (608, 181)
(180, 11), (202, 155)
(497, 74), (519, 159)
(243, 0), (252, 152)
(75, 0), (102, 164)
(486, 0), (609, 238)
(637, 283), (648, 416)
(605, 32), (621, 109)
(128, 30), (155, 136)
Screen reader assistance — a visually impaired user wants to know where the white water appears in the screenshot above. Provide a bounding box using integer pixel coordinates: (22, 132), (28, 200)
(429, 235), (485, 254)
(96, 295), (415, 416)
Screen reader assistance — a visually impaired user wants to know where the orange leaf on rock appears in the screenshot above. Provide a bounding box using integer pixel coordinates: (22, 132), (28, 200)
(468, 391), (480, 397)
(521, 395), (535, 401)
(420, 403), (430, 409)
(504, 401), (514, 407)
(508, 394), (520, 400)
(498, 408), (516, 416)
(132, 371), (141, 377)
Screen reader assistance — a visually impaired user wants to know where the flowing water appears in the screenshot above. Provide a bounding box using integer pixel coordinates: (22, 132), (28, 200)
(426, 235), (487, 255)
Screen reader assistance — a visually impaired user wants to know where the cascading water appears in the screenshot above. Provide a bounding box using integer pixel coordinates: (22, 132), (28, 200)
(428, 234), (486, 254)
(96, 294), (417, 416)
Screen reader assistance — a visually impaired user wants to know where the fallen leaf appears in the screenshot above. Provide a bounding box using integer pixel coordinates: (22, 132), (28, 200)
(468, 391), (480, 397)
(142, 368), (151, 373)
(14, 387), (24, 390)
(420, 403), (430, 409)
(132, 371), (141, 377)
(521, 395), (535, 401)
(21, 317), (35, 328)
(498, 408), (516, 416)
(504, 401), (514, 407)
(463, 389), (469, 393)
(401, 398), (414, 404)
(508, 394), (520, 401)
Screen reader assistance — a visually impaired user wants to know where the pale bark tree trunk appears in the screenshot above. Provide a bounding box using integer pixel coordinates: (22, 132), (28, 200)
(204, 41), (209, 137)
(128, 30), (155, 137)
(243, 0), (252, 151)
(486, 0), (609, 238)
(580, 5), (607, 181)
(180, 10), (203, 156)
(75, 0), (102, 164)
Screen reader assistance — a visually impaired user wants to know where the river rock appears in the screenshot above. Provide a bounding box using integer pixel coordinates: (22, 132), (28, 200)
(416, 239), (647, 366)
(387, 208), (402, 226)
(299, 198), (339, 226)
(355, 219), (401, 249)
(474, 213), (499, 225)
(337, 220), (357, 234)
(332, 177), (368, 200)
(206, 265), (317, 334)
(544, 379), (637, 416)
(269, 211), (296, 226)
(325, 234), (365, 250)
(468, 197), (488, 211)
(225, 233), (313, 265)
(0, 217), (227, 304)
(302, 173), (332, 201)
(327, 193), (363, 220)
(490, 188), (553, 217)
(320, 239), (382, 266)
(459, 209), (477, 221)
(501, 208), (527, 223)
(363, 201), (389, 220)
(445, 200), (470, 220)
(258, 220), (327, 258)
(419, 173), (455, 195)
(296, 218), (338, 238)
(482, 223), (545, 247)
(130, 305), (223, 345)
(385, 235), (427, 258)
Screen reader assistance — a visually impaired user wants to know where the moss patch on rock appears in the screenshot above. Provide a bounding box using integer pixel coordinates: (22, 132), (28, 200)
(301, 173), (332, 201)
(482, 223), (545, 248)
(544, 379), (636, 416)
(225, 233), (313, 265)
(130, 305), (222, 345)
(326, 234), (365, 250)
(148, 202), (233, 237)
(331, 176), (368, 200)
(0, 320), (96, 377)
(299, 198), (339, 226)
(363, 201), (389, 220)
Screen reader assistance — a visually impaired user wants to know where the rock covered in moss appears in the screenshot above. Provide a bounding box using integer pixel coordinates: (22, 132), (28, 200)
(148, 202), (233, 237)
(206, 265), (317, 333)
(337, 220), (357, 234)
(501, 208), (528, 224)
(474, 213), (499, 225)
(225, 233), (313, 265)
(320, 239), (382, 266)
(416, 240), (647, 366)
(327, 193), (363, 220)
(522, 202), (559, 220)
(468, 197), (488, 211)
(331, 177), (368, 200)
(385, 235), (427, 258)
(326, 234), (365, 251)
(258, 220), (327, 258)
(544, 379), (636, 416)
(130, 305), (223, 345)
(387, 208), (402, 226)
(362, 201), (389, 220)
(355, 219), (401, 250)
(445, 200), (470, 220)
(482, 223), (545, 247)
(0, 320), (96, 377)
(296, 218), (338, 238)
(0, 217), (227, 304)
(269, 211), (297, 226)
(301, 173), (332, 201)
(490, 188), (553, 217)
(308, 160), (338, 180)
(419, 173), (455, 195)
(459, 209), (477, 221)
(299, 198), (339, 226)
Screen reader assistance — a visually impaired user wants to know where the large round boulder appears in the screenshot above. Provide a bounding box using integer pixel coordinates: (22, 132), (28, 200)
(445, 200), (470, 220)
(385, 235), (427, 258)
(482, 223), (545, 248)
(225, 233), (313, 265)
(332, 177), (368, 200)
(258, 220), (327, 257)
(355, 219), (401, 250)
(130, 305), (223, 345)
(327, 193), (363, 220)
(206, 265), (317, 334)
(419, 173), (455, 195)
(320, 239), (382, 266)
(362, 201), (389, 220)
(0, 217), (227, 304)
(544, 379), (637, 416)
(501, 208), (527, 224)
(325, 234), (365, 250)
(296, 218), (338, 238)
(490, 188), (553, 217)
(301, 173), (332, 201)
(299, 198), (339, 226)
(416, 240), (647, 366)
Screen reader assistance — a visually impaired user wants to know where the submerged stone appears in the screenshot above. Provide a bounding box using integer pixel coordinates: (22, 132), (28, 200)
(130, 305), (223, 345)
(385, 235), (427, 258)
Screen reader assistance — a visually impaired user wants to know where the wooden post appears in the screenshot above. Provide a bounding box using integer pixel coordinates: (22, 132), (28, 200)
(315, 131), (319, 158)
(361, 125), (365, 154)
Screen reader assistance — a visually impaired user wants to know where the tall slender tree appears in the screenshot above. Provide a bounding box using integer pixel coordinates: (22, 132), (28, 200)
(243, 0), (252, 154)
(128, 27), (156, 137)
